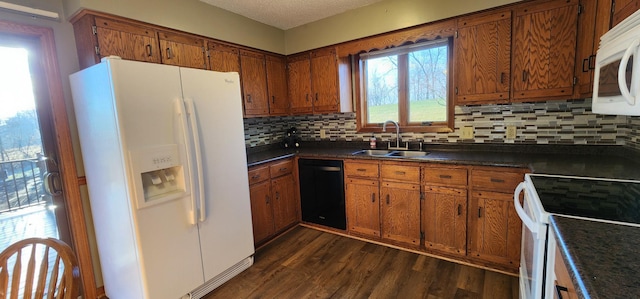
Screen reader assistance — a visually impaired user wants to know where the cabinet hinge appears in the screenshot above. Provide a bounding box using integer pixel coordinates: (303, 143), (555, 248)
(205, 49), (210, 58)
(420, 192), (425, 200)
(91, 25), (97, 35)
(455, 87), (459, 95)
(573, 76), (578, 86)
(420, 232), (425, 239)
(612, 1), (616, 13)
(94, 46), (100, 56)
(455, 31), (459, 38)
(577, 4), (582, 15)
(201, 46), (205, 53)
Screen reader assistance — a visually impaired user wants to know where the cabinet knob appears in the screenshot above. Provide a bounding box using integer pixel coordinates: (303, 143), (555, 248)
(166, 47), (172, 59)
(371, 193), (375, 203)
(146, 44), (153, 57)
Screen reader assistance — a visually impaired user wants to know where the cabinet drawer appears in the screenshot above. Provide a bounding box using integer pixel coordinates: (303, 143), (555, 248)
(423, 167), (467, 186)
(248, 166), (270, 185)
(270, 159), (293, 178)
(345, 161), (379, 178)
(381, 164), (420, 183)
(470, 169), (524, 192)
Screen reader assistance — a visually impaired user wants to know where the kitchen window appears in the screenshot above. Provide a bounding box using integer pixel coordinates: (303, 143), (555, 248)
(355, 38), (454, 132)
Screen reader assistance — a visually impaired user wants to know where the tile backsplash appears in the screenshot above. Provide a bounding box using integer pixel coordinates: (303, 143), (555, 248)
(244, 99), (634, 149)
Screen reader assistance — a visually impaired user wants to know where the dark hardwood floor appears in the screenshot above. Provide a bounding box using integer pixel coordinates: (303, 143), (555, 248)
(204, 226), (518, 299)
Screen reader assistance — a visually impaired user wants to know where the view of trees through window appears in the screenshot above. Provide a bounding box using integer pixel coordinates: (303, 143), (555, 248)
(364, 40), (449, 125)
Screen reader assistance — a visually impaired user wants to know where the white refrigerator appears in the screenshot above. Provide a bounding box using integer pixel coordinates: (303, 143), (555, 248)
(70, 57), (255, 299)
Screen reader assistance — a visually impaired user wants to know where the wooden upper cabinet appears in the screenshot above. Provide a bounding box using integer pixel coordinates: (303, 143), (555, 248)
(575, 0), (613, 98)
(266, 55), (289, 115)
(310, 48), (340, 113)
(207, 41), (240, 73)
(287, 53), (313, 114)
(240, 50), (269, 116)
(512, 0), (579, 101)
(158, 31), (206, 69)
(455, 10), (512, 105)
(72, 15), (161, 68)
(612, 0), (640, 26)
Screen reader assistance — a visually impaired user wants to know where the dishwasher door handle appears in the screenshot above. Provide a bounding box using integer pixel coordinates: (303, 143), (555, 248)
(316, 166), (342, 172)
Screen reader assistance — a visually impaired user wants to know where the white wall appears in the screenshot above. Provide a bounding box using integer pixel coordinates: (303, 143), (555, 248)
(284, 0), (521, 54)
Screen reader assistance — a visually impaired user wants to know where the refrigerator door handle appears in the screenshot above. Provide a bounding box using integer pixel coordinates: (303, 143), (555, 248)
(185, 98), (206, 223)
(174, 98), (198, 226)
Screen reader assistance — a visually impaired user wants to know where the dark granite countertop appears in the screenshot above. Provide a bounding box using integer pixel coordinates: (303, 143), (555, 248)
(246, 142), (640, 180)
(550, 216), (640, 299)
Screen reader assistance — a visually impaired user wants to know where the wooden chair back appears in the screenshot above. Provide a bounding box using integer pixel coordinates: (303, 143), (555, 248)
(0, 238), (80, 299)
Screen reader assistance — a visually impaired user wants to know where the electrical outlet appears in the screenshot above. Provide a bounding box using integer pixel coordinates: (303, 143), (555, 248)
(506, 125), (517, 139)
(320, 129), (326, 139)
(461, 126), (474, 139)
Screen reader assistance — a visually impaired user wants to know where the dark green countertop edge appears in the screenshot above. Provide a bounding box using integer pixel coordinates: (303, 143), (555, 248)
(246, 142), (640, 180)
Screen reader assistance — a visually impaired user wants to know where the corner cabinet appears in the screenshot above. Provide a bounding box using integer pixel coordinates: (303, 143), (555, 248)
(455, 10), (512, 105)
(511, 0), (580, 101)
(247, 158), (298, 246)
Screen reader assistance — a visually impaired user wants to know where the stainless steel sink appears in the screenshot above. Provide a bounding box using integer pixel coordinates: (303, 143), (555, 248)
(351, 149), (429, 157)
(386, 150), (429, 157)
(351, 149), (394, 156)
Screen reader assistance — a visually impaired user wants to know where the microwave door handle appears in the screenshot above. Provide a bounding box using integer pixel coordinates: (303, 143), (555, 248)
(514, 182), (538, 234)
(618, 39), (640, 105)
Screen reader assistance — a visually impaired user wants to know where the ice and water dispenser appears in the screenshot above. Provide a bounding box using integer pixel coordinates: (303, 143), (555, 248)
(129, 144), (188, 208)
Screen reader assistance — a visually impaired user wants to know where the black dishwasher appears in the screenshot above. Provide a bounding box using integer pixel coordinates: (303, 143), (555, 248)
(298, 159), (346, 230)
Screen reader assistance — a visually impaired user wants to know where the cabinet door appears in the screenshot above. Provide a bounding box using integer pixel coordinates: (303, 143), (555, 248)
(271, 173), (298, 231)
(287, 54), (313, 114)
(93, 17), (160, 64)
(512, 0), (579, 101)
(207, 41), (240, 73)
(468, 190), (522, 270)
(380, 181), (421, 247)
(158, 31), (206, 69)
(310, 48), (339, 113)
(266, 55), (289, 115)
(455, 10), (511, 104)
(553, 243), (579, 299)
(423, 185), (467, 256)
(612, 0), (640, 26)
(241, 50), (269, 116)
(345, 178), (380, 238)
(249, 180), (275, 245)
(575, 0), (613, 98)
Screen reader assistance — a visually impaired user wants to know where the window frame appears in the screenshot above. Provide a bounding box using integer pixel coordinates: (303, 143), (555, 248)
(354, 38), (455, 133)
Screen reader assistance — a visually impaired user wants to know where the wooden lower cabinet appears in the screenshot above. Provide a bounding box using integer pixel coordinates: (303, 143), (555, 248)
(467, 190), (522, 269)
(422, 185), (467, 256)
(553, 237), (579, 299)
(248, 158), (298, 246)
(345, 178), (380, 238)
(271, 173), (298, 231)
(380, 181), (421, 247)
(249, 180), (275, 244)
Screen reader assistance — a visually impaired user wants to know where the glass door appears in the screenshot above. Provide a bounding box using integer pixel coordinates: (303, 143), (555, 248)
(0, 33), (71, 251)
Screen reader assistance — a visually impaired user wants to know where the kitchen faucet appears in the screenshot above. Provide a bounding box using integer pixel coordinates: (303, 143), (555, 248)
(382, 120), (408, 150)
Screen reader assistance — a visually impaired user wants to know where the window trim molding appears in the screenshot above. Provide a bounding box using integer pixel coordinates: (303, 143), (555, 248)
(354, 37), (455, 133)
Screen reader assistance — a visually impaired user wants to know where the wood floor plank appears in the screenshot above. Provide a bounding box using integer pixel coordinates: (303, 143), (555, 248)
(204, 226), (518, 299)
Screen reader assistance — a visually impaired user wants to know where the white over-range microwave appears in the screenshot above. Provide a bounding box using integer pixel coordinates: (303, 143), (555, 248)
(593, 9), (640, 115)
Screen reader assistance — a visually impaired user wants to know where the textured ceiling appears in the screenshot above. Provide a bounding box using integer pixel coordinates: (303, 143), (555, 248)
(199, 0), (386, 30)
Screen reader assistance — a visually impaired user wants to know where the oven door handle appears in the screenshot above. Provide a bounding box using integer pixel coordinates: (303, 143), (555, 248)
(514, 182), (538, 234)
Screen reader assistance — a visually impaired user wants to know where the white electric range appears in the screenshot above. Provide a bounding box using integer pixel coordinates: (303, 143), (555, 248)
(514, 173), (640, 299)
